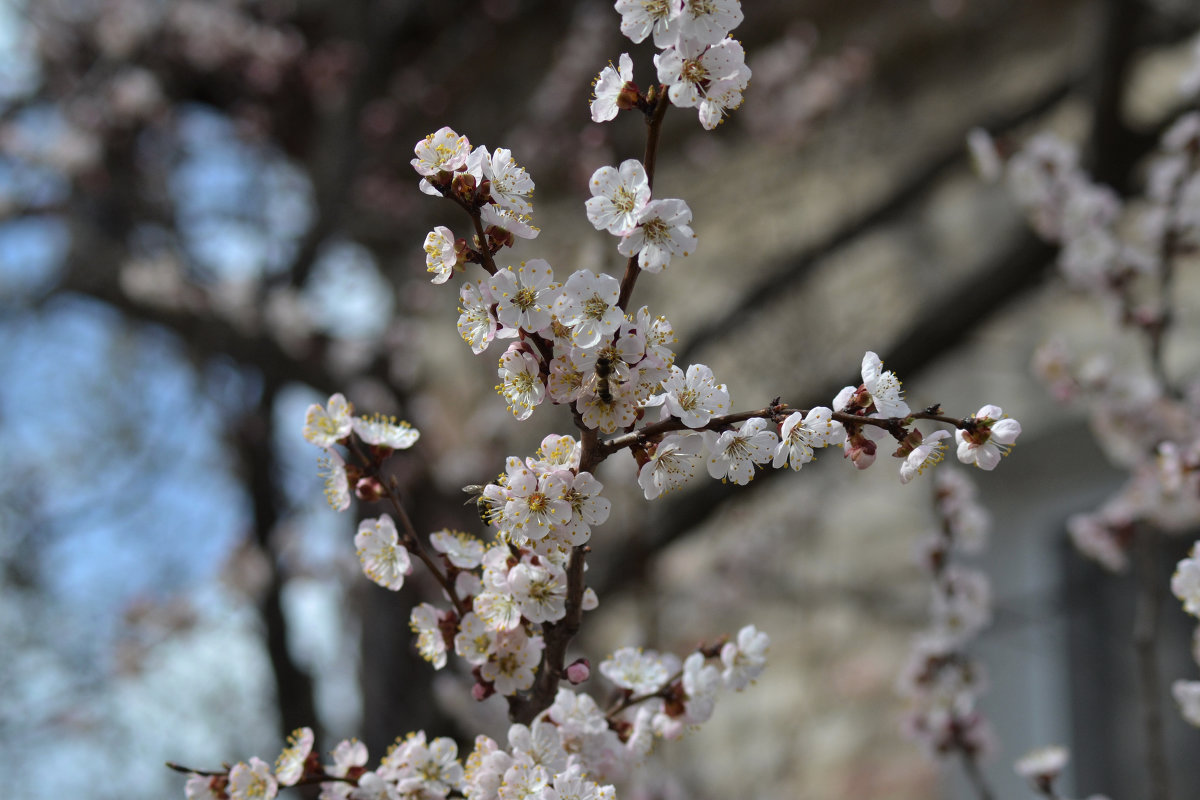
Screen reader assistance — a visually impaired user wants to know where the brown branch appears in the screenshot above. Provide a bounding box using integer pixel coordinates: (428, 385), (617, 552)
(507, 545), (588, 724)
(617, 89), (672, 313)
(1087, 0), (1143, 193)
(1133, 526), (1173, 800)
(237, 395), (321, 744)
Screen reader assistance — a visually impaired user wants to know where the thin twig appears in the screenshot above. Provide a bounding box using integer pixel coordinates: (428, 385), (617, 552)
(380, 475), (469, 620)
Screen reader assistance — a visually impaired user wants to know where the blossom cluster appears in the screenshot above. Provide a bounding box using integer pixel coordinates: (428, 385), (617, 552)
(980, 118), (1200, 571)
(182, 626), (770, 800)
(599, 0), (752, 130)
(303, 393), (420, 512)
(973, 67), (1200, 740)
(177, 3), (1036, 797)
(897, 469), (994, 759)
(184, 726), (476, 800)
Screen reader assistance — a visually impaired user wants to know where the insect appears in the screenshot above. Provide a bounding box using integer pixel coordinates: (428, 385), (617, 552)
(462, 484), (495, 526)
(591, 355), (614, 404)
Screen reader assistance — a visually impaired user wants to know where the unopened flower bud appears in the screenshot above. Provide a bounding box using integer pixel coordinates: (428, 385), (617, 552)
(451, 172), (477, 204)
(892, 428), (924, 458)
(846, 431), (876, 469)
(475, 178), (493, 206)
(355, 476), (385, 502)
(617, 82), (641, 110)
(486, 225), (514, 251)
(471, 681), (494, 702)
(453, 237), (472, 263)
(565, 658), (590, 684)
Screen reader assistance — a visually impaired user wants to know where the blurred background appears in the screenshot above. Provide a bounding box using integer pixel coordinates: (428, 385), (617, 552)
(2, 0), (1200, 798)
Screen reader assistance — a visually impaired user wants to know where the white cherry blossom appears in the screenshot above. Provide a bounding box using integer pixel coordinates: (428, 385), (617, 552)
(661, 363), (730, 428)
(559, 471), (611, 545)
(504, 467), (570, 541)
(955, 404), (1022, 470)
(697, 74), (749, 130)
(544, 765), (609, 800)
(638, 432), (704, 499)
(585, 160), (651, 236)
(554, 270), (623, 349)
(528, 434), (581, 473)
(303, 392), (353, 448)
(509, 560), (568, 623)
(411, 126), (471, 176)
(548, 688), (610, 738)
(474, 587), (523, 633)
(681, 651), (721, 723)
(318, 451), (350, 511)
(429, 529), (485, 569)
(625, 306), (676, 368)
(274, 727), (314, 787)
(423, 225), (458, 284)
(382, 732), (464, 796)
(600, 647), (673, 695)
(1173, 543), (1200, 617)
(772, 407), (843, 470)
(591, 53), (634, 123)
(1014, 745), (1069, 781)
(457, 281), (499, 354)
(675, 0), (744, 46)
(489, 261), (560, 333)
(355, 515), (412, 591)
(614, 0), (680, 46)
(861, 351), (910, 418)
(1173, 680), (1200, 727)
(410, 603), (448, 669)
(705, 417), (778, 485)
(497, 345), (546, 421)
(578, 376), (640, 433)
(185, 775), (219, 800)
(720, 624), (769, 691)
(899, 429), (951, 484)
(480, 203), (540, 239)
(507, 720), (567, 775)
(479, 146), (534, 215)
(617, 197), (697, 272)
(548, 353), (587, 404)
(654, 37), (748, 110)
(229, 758), (277, 800)
(455, 612), (496, 666)
(482, 629), (544, 695)
(352, 414), (419, 449)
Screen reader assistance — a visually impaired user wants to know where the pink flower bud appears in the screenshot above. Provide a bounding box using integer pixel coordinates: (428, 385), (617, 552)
(355, 477), (385, 502)
(845, 431), (876, 470)
(565, 658), (590, 684)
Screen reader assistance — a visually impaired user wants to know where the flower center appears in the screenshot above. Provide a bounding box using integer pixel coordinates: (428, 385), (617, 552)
(641, 217), (669, 241)
(583, 294), (610, 320)
(615, 186), (638, 214)
(681, 58), (708, 86)
(514, 287), (538, 311)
